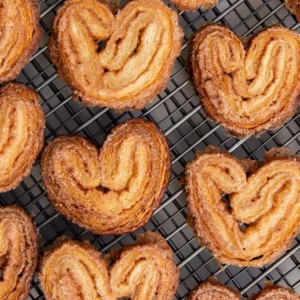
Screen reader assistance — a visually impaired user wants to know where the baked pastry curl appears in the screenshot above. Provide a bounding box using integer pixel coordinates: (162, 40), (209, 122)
(0, 83), (45, 192)
(285, 0), (300, 23)
(0, 205), (38, 300)
(0, 0), (43, 83)
(39, 231), (179, 300)
(185, 146), (300, 267)
(170, 0), (217, 11)
(188, 277), (240, 300)
(41, 118), (171, 235)
(253, 285), (299, 299)
(48, 0), (183, 111)
(188, 24), (300, 137)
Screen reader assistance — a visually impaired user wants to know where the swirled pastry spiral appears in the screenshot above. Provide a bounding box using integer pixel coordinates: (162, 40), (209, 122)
(48, 0), (183, 111)
(0, 83), (45, 193)
(185, 146), (300, 267)
(41, 118), (171, 235)
(253, 285), (299, 299)
(285, 0), (300, 23)
(188, 24), (300, 137)
(188, 277), (240, 300)
(0, 0), (43, 83)
(0, 205), (38, 300)
(170, 0), (217, 11)
(39, 231), (179, 300)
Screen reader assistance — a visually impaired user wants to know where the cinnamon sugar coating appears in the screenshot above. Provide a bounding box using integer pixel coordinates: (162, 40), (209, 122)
(188, 24), (300, 137)
(0, 83), (45, 192)
(48, 0), (183, 111)
(41, 118), (171, 235)
(39, 231), (179, 300)
(0, 0), (43, 83)
(185, 146), (300, 267)
(0, 205), (38, 300)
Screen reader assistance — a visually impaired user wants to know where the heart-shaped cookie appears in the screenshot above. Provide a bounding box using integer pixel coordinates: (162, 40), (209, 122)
(0, 83), (45, 192)
(188, 24), (300, 137)
(188, 278), (299, 300)
(0, 205), (38, 300)
(48, 0), (183, 111)
(0, 0), (43, 83)
(41, 118), (171, 235)
(39, 231), (179, 300)
(185, 146), (300, 267)
(188, 277), (241, 300)
(170, 0), (217, 11)
(253, 285), (299, 300)
(285, 0), (300, 23)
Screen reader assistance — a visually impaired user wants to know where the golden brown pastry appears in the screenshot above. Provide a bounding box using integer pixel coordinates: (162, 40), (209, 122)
(285, 0), (300, 23)
(41, 118), (171, 235)
(0, 83), (45, 192)
(39, 231), (179, 300)
(184, 146), (300, 267)
(48, 0), (183, 111)
(188, 24), (300, 137)
(188, 277), (241, 300)
(0, 205), (39, 300)
(0, 0), (43, 83)
(170, 0), (217, 11)
(253, 285), (299, 299)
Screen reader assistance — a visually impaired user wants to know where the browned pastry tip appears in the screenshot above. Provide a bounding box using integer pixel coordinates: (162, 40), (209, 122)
(185, 146), (300, 267)
(188, 24), (300, 137)
(41, 118), (171, 235)
(170, 0), (217, 11)
(0, 205), (39, 300)
(0, 83), (45, 192)
(0, 0), (43, 83)
(188, 277), (241, 300)
(285, 0), (300, 23)
(48, 0), (183, 111)
(39, 231), (179, 300)
(253, 285), (299, 299)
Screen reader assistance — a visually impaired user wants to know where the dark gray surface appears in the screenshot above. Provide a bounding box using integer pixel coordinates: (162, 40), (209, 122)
(1, 0), (300, 299)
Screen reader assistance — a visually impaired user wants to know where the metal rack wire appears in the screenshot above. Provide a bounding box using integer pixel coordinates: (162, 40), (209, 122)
(1, 0), (300, 299)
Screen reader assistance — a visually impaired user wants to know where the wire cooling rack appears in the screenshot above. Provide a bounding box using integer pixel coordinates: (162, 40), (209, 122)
(1, 0), (300, 299)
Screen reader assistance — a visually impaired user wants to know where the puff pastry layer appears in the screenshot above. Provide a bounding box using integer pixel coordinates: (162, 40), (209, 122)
(0, 0), (43, 83)
(188, 24), (300, 137)
(39, 231), (179, 300)
(48, 0), (183, 111)
(41, 118), (171, 235)
(0, 205), (38, 300)
(185, 146), (300, 267)
(0, 83), (45, 192)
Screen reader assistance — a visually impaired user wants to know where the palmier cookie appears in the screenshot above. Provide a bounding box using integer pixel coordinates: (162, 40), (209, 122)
(0, 205), (38, 300)
(185, 146), (300, 267)
(188, 277), (240, 300)
(253, 285), (299, 299)
(39, 231), (179, 300)
(0, 83), (45, 192)
(284, 0), (300, 23)
(170, 0), (217, 11)
(0, 0), (43, 83)
(48, 0), (183, 111)
(188, 24), (300, 137)
(41, 118), (171, 235)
